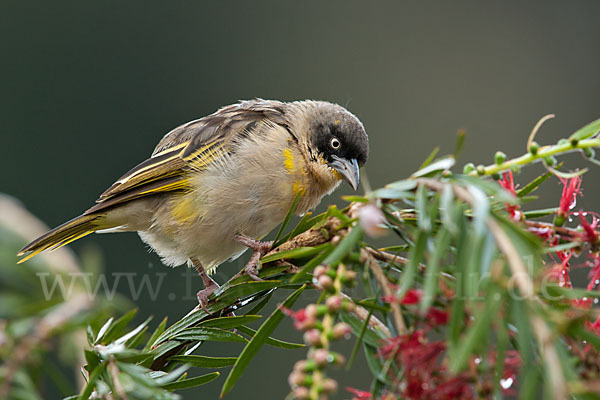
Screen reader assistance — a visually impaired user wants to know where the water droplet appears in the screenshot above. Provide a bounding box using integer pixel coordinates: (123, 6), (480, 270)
(594, 298), (599, 304)
(500, 377), (514, 389)
(474, 358), (481, 365)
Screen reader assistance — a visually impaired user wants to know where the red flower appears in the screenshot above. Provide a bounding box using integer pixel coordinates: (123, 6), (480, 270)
(426, 307), (449, 327)
(557, 176), (582, 220)
(498, 172), (521, 221)
(588, 255), (600, 291)
(382, 288), (423, 305)
(346, 387), (372, 400)
(578, 213), (599, 244)
(280, 306), (313, 330)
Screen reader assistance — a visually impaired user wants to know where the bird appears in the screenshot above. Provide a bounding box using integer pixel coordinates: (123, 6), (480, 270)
(17, 99), (369, 310)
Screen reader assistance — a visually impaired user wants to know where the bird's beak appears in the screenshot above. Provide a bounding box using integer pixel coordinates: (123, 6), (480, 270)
(329, 155), (360, 190)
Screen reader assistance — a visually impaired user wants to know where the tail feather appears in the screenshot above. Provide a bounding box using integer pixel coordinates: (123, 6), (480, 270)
(17, 214), (103, 263)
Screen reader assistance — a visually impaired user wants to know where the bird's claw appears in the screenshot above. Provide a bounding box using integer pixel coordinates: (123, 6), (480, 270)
(234, 234), (274, 281)
(196, 282), (219, 313)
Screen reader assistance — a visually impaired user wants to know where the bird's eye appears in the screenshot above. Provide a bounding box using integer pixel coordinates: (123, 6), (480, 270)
(330, 137), (341, 150)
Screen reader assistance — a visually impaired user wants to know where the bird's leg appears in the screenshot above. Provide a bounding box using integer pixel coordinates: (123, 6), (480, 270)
(191, 257), (219, 313)
(234, 234), (274, 281)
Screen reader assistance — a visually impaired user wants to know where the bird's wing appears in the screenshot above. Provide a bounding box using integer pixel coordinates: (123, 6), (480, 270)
(85, 101), (286, 215)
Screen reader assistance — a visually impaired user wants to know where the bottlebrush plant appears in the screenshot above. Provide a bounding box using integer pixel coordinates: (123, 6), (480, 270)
(2, 116), (600, 400)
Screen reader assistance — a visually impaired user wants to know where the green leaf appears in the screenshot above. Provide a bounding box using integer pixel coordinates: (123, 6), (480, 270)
(419, 146), (440, 170)
(411, 156), (455, 178)
(261, 243), (330, 263)
(454, 129), (466, 159)
(198, 315), (261, 330)
(168, 355), (237, 368)
(415, 184), (430, 231)
(220, 285), (306, 398)
(172, 327), (248, 343)
(102, 309), (137, 344)
(144, 317), (168, 351)
(235, 325), (304, 349)
(449, 286), (501, 372)
(339, 312), (386, 348)
(77, 363), (104, 400)
(516, 170), (553, 197)
(420, 227), (450, 313)
(243, 292), (273, 316)
(396, 230), (427, 301)
(346, 302), (376, 370)
(523, 207), (558, 219)
(568, 118), (600, 142)
(161, 372), (220, 390)
(114, 316), (152, 345)
(93, 317), (113, 345)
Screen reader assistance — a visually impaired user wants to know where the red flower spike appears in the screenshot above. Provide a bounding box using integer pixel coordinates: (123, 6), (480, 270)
(281, 306), (312, 330)
(557, 176), (582, 219)
(382, 288), (423, 304)
(346, 387), (372, 400)
(426, 307), (449, 327)
(587, 255), (600, 291)
(578, 213), (599, 244)
(498, 172), (522, 221)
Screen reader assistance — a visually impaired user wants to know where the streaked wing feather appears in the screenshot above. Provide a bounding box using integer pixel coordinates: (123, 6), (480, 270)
(88, 100), (289, 215)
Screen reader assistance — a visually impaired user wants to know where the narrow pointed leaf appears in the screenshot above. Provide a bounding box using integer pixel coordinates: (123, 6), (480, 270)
(198, 315), (261, 330)
(161, 372), (220, 390)
(168, 355), (237, 368)
(220, 285), (306, 398)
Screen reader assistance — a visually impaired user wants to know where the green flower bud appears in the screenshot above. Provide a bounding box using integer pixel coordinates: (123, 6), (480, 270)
(584, 147), (595, 158)
(463, 163), (475, 174)
(529, 142), (539, 155)
(544, 156), (557, 166)
(476, 165), (485, 175)
(494, 151), (506, 165)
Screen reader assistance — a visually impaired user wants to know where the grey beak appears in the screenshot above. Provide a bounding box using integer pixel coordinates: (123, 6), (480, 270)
(329, 155), (360, 190)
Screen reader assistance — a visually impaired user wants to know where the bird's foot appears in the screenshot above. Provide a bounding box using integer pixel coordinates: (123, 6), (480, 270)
(191, 257), (220, 313)
(197, 281), (219, 313)
(234, 234), (274, 281)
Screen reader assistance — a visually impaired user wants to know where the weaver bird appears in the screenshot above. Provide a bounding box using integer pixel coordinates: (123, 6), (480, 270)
(18, 99), (369, 310)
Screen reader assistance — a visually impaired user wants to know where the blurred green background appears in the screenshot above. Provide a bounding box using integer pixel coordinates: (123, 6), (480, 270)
(2, 1), (600, 398)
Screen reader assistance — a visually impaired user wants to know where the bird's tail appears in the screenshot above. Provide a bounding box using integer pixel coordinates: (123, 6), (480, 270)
(17, 213), (105, 264)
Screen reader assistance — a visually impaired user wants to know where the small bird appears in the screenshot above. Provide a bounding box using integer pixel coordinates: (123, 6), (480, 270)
(18, 99), (369, 310)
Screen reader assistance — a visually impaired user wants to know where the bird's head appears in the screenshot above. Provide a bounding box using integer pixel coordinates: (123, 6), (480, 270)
(300, 102), (369, 191)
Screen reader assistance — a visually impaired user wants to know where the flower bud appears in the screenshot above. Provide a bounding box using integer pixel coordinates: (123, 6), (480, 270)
(303, 329), (322, 346)
(584, 147), (595, 158)
(326, 295), (343, 312)
(544, 155), (557, 167)
(494, 151), (506, 165)
(322, 378), (338, 394)
(288, 371), (306, 387)
(341, 270), (357, 284)
(317, 275), (333, 290)
(529, 141), (539, 155)
(332, 322), (352, 340)
(463, 163), (475, 174)
(311, 348), (330, 367)
(313, 265), (328, 277)
(343, 300), (357, 312)
(358, 203), (387, 238)
(293, 386), (310, 399)
(476, 164), (485, 175)
(305, 304), (319, 318)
